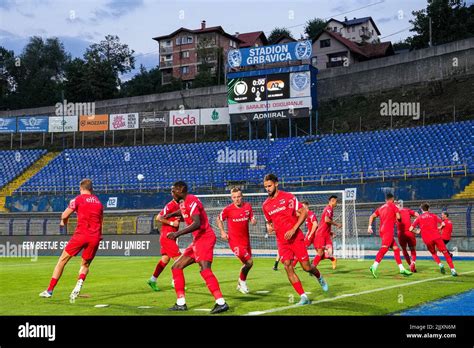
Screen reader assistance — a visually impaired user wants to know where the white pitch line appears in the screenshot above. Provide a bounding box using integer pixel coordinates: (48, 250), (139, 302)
(245, 270), (474, 316)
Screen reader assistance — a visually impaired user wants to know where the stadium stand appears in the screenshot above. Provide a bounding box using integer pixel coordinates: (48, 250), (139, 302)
(0, 149), (47, 189)
(14, 120), (473, 193)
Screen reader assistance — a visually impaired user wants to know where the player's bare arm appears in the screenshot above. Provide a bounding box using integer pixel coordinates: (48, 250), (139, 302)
(285, 206), (307, 240)
(326, 216), (342, 229)
(307, 220), (318, 240)
(216, 216), (228, 240)
(250, 217), (257, 225)
(367, 213), (377, 234)
(396, 212), (401, 221)
(167, 215), (201, 240)
(266, 221), (274, 235)
(60, 207), (74, 227)
(157, 214), (178, 227)
(408, 225), (420, 234)
(163, 210), (182, 219)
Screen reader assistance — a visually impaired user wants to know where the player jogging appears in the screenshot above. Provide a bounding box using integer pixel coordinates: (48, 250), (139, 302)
(147, 199), (182, 291)
(395, 201), (419, 273)
(368, 193), (412, 278)
(291, 201), (319, 268)
(165, 181), (229, 314)
(262, 174), (328, 306)
(39, 179), (104, 303)
(217, 187), (256, 294)
(439, 212), (454, 258)
(312, 197), (340, 270)
(409, 203), (457, 276)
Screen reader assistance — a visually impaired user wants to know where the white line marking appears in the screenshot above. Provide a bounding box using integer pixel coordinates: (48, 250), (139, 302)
(194, 308), (211, 312)
(137, 306), (152, 309)
(245, 270), (474, 316)
(255, 290), (270, 294)
(94, 304), (109, 308)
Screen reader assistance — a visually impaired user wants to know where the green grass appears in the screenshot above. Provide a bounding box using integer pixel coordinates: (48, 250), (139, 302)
(0, 256), (473, 316)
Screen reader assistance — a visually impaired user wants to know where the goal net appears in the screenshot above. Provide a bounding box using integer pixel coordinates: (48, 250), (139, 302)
(183, 189), (360, 259)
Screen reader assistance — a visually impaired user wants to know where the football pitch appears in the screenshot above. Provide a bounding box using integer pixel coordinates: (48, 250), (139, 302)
(1, 256), (473, 316)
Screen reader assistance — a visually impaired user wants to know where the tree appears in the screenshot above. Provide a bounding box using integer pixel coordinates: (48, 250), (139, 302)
(0, 47), (16, 109)
(268, 27), (294, 44)
(304, 18), (327, 39)
(406, 0), (474, 49)
(120, 65), (163, 97)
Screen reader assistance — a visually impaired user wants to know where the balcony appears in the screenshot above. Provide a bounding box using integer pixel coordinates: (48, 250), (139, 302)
(160, 46), (173, 54)
(159, 61), (173, 69)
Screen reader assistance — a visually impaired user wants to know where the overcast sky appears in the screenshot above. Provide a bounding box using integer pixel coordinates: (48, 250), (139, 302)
(0, 0), (445, 78)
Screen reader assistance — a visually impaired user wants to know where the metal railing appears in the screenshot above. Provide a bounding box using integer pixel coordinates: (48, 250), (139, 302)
(7, 163), (469, 196)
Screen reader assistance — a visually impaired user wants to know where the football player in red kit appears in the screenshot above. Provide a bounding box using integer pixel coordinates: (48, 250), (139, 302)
(312, 197), (340, 270)
(217, 187), (256, 294)
(409, 203), (457, 276)
(165, 181), (229, 314)
(439, 212), (454, 258)
(147, 199), (182, 291)
(262, 174), (328, 306)
(39, 179), (104, 303)
(395, 201), (419, 272)
(368, 193), (412, 278)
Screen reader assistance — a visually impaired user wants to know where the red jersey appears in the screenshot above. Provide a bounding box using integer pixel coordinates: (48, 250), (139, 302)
(441, 218), (453, 240)
(305, 210), (318, 234)
(179, 194), (214, 239)
(262, 190), (302, 244)
(68, 194), (103, 238)
(219, 202), (253, 246)
(397, 208), (417, 233)
(158, 200), (180, 235)
(374, 201), (399, 235)
(411, 212), (442, 243)
(316, 205), (334, 236)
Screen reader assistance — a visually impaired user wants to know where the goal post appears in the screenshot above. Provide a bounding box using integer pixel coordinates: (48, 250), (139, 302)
(195, 189), (359, 259)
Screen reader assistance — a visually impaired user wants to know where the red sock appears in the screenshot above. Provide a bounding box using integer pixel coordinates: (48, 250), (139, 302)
(431, 252), (441, 264)
(200, 269), (223, 300)
(172, 269), (186, 298)
(393, 248), (402, 265)
(442, 250), (455, 269)
(47, 278), (58, 292)
(402, 248), (411, 265)
(239, 269), (247, 281)
(153, 260), (167, 278)
(313, 255), (322, 266)
(292, 281), (305, 295)
(411, 249), (417, 263)
(78, 273), (86, 281)
(375, 246), (389, 263)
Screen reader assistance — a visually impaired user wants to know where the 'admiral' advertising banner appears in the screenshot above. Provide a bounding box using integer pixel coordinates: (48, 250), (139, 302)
(169, 109), (200, 127)
(79, 114), (109, 131)
(48, 116), (78, 133)
(0, 117), (17, 133)
(109, 113), (139, 131)
(230, 108), (310, 123)
(227, 40), (312, 68)
(18, 116), (49, 133)
(229, 97), (312, 114)
(228, 73), (290, 104)
(139, 112), (168, 128)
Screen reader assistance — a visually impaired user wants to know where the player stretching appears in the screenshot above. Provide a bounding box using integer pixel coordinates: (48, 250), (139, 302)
(39, 179), (104, 303)
(368, 193), (412, 278)
(396, 201), (419, 273)
(262, 174), (328, 306)
(409, 203), (457, 276)
(147, 199), (182, 291)
(312, 197), (340, 270)
(291, 201), (318, 268)
(165, 181), (229, 314)
(217, 187), (256, 294)
(439, 212), (454, 258)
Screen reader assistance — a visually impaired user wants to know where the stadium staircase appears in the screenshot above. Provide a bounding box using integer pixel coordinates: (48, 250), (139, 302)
(453, 180), (474, 199)
(0, 151), (60, 212)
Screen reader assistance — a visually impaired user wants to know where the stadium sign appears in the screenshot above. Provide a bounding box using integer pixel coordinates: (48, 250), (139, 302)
(109, 113), (139, 131)
(228, 73), (290, 104)
(228, 97), (312, 114)
(290, 71), (311, 98)
(0, 117), (17, 133)
(169, 109), (200, 127)
(200, 108), (230, 125)
(139, 112), (168, 128)
(230, 108), (309, 123)
(18, 116), (49, 133)
(48, 116), (78, 133)
(227, 40), (312, 68)
(79, 114), (109, 131)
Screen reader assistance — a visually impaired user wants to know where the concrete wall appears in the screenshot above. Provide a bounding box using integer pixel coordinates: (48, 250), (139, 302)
(1, 38), (473, 117)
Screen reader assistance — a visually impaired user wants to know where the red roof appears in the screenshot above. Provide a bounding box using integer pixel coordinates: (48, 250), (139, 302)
(235, 31), (268, 47)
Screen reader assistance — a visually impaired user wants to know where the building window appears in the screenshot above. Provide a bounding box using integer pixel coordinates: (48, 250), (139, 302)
(320, 39), (331, 48)
(230, 40), (237, 48)
(163, 54), (172, 61)
(162, 40), (172, 47)
(187, 36), (193, 44)
(333, 27), (337, 32)
(181, 51), (190, 59)
(180, 66), (190, 74)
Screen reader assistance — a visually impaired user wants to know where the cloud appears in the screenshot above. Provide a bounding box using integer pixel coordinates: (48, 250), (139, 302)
(91, 0), (145, 21)
(377, 15), (397, 24)
(0, 0), (17, 10)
